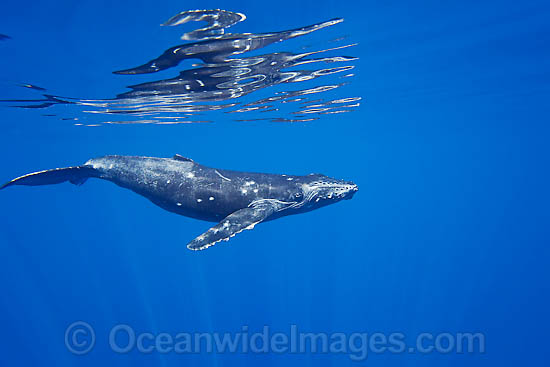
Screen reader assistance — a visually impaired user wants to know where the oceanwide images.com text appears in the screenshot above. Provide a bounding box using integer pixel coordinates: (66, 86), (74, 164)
(65, 322), (485, 361)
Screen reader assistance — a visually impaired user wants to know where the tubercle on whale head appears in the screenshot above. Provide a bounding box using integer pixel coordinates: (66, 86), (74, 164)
(298, 174), (358, 207)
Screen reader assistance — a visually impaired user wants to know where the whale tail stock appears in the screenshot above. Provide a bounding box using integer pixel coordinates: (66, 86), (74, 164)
(0, 166), (97, 190)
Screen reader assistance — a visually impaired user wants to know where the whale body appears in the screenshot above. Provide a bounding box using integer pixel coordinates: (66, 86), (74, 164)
(1, 155), (358, 250)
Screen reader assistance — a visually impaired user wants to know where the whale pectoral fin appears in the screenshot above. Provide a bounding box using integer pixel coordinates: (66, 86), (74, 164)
(187, 204), (275, 251)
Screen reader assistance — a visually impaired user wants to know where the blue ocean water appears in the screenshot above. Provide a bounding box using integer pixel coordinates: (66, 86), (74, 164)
(1, 0), (549, 365)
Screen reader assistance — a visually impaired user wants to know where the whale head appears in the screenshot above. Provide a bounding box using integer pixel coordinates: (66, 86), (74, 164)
(294, 174), (358, 211)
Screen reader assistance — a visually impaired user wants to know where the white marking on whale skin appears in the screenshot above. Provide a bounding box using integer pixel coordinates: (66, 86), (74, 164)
(249, 198), (298, 212)
(215, 170), (231, 181)
(190, 219), (260, 251)
(245, 222), (259, 230)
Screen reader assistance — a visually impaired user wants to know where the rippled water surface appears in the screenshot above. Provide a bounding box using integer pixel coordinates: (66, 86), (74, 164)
(2, 10), (359, 125)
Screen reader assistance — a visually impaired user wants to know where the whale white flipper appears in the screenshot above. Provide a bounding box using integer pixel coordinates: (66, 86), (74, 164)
(187, 203), (276, 250)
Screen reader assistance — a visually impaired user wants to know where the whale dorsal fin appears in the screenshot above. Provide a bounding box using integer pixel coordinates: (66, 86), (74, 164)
(173, 154), (194, 162)
(187, 202), (276, 250)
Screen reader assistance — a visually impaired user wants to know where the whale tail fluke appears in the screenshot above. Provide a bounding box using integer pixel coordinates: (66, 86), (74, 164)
(1, 166), (97, 190)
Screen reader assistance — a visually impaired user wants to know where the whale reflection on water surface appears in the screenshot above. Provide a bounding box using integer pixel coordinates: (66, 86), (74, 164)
(3, 9), (360, 125)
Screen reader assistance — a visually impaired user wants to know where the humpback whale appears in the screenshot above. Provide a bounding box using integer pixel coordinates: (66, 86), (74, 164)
(1, 155), (358, 250)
